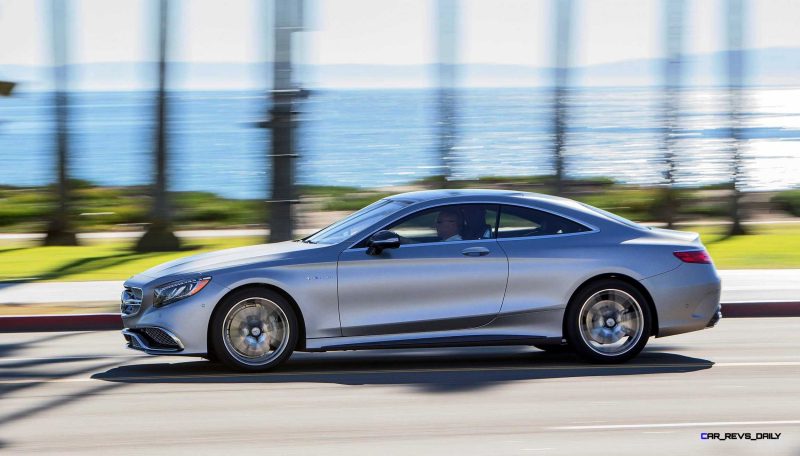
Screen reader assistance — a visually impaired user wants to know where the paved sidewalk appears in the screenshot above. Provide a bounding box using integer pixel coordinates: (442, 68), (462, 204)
(0, 228), (319, 241)
(717, 269), (800, 302)
(1, 269), (798, 306)
(0, 280), (124, 304)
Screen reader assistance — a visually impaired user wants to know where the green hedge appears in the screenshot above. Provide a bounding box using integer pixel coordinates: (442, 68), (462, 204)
(772, 190), (800, 217)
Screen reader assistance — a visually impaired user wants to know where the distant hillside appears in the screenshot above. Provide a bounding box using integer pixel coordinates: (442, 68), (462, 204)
(2, 48), (799, 91)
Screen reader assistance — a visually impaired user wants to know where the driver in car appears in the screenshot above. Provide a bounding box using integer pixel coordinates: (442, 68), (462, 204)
(435, 208), (463, 241)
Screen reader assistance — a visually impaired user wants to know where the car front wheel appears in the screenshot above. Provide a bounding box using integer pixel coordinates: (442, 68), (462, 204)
(565, 279), (652, 363)
(211, 288), (298, 372)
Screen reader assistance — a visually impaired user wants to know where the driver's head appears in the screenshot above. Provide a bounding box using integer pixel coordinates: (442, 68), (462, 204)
(435, 209), (462, 240)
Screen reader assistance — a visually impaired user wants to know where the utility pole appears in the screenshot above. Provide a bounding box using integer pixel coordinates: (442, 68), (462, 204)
(726, 0), (747, 236)
(265, 0), (304, 242)
(44, 0), (78, 246)
(662, 0), (685, 228)
(553, 0), (572, 196)
(435, 0), (458, 185)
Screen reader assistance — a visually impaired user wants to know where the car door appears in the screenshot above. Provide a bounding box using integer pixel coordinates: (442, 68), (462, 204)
(337, 204), (508, 337)
(494, 204), (596, 315)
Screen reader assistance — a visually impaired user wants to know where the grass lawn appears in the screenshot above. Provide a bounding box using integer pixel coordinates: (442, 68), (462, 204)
(691, 223), (800, 269)
(0, 237), (262, 282)
(0, 224), (798, 283)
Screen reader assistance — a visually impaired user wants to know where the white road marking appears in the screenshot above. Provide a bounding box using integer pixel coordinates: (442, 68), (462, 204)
(552, 420), (800, 431)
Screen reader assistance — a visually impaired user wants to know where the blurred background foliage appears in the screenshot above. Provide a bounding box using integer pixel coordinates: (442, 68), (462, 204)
(1, 177), (796, 233)
(1, 0), (799, 283)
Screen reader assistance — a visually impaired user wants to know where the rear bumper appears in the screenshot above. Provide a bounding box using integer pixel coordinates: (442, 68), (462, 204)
(706, 306), (722, 328)
(641, 263), (722, 338)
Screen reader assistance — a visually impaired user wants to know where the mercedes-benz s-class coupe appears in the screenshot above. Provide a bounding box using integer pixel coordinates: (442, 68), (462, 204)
(121, 189), (721, 371)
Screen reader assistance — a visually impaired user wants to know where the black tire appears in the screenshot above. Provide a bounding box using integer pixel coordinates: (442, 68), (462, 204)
(202, 352), (220, 363)
(565, 279), (652, 364)
(210, 288), (299, 372)
(532, 343), (572, 354)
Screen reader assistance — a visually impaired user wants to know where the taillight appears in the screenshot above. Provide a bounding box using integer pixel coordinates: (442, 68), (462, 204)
(674, 250), (712, 264)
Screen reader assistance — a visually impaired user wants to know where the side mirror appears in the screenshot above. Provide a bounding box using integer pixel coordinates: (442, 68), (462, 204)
(366, 230), (400, 255)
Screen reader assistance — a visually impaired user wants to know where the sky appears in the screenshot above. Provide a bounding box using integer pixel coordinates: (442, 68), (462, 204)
(0, 0), (800, 90)
(0, 0), (798, 89)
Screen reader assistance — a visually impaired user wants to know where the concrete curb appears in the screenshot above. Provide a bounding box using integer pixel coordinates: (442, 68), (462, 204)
(720, 301), (800, 318)
(0, 313), (122, 333)
(1, 301), (799, 333)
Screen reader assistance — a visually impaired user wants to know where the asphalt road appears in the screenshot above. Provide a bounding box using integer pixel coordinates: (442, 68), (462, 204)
(1, 319), (799, 455)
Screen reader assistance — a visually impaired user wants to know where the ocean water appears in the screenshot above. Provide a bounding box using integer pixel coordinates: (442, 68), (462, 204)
(0, 87), (798, 199)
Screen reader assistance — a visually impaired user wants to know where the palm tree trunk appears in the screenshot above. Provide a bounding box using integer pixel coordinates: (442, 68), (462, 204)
(553, 0), (572, 196)
(435, 0), (458, 187)
(662, 0), (685, 229)
(44, 0), (77, 246)
(726, 0), (747, 236)
(0, 81), (15, 96)
(136, 0), (180, 251)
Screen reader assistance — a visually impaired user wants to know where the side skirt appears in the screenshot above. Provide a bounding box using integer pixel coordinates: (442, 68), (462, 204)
(303, 307), (566, 352)
(305, 334), (565, 352)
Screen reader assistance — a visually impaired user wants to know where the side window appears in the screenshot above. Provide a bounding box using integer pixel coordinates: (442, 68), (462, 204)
(361, 204), (499, 246)
(497, 205), (590, 238)
(391, 210), (438, 242)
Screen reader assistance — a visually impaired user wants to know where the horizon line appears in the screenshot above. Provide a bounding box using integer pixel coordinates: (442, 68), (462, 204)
(2, 45), (798, 69)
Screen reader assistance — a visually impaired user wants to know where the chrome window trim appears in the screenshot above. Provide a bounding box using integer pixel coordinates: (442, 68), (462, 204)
(346, 200), (599, 251)
(495, 229), (598, 242)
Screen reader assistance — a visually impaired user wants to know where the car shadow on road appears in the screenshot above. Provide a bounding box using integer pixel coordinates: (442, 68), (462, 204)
(92, 347), (714, 393)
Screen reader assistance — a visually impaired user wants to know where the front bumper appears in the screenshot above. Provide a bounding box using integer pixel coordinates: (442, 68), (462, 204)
(122, 327), (184, 354)
(120, 278), (229, 355)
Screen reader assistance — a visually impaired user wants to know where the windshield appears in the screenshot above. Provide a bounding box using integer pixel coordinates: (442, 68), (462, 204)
(305, 199), (409, 245)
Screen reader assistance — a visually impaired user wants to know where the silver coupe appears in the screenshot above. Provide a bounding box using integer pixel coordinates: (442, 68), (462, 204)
(121, 189), (722, 371)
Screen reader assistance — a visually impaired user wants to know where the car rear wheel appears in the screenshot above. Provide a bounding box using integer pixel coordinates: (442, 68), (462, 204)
(211, 288), (298, 372)
(565, 279), (651, 363)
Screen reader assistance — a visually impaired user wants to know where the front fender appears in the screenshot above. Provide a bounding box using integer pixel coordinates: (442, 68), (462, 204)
(214, 262), (341, 338)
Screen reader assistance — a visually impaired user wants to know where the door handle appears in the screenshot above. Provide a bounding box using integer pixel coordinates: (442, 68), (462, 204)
(461, 246), (490, 257)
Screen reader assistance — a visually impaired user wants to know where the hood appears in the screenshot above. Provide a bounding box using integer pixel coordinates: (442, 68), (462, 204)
(137, 241), (324, 278)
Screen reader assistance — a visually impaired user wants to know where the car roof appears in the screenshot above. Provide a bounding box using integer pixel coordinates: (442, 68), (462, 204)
(386, 188), (626, 228)
(387, 188), (580, 207)
(387, 189), (525, 203)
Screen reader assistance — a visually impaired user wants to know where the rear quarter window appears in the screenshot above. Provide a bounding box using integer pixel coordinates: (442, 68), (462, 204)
(497, 205), (591, 239)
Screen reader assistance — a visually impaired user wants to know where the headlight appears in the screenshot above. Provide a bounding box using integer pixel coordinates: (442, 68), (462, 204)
(153, 276), (211, 307)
